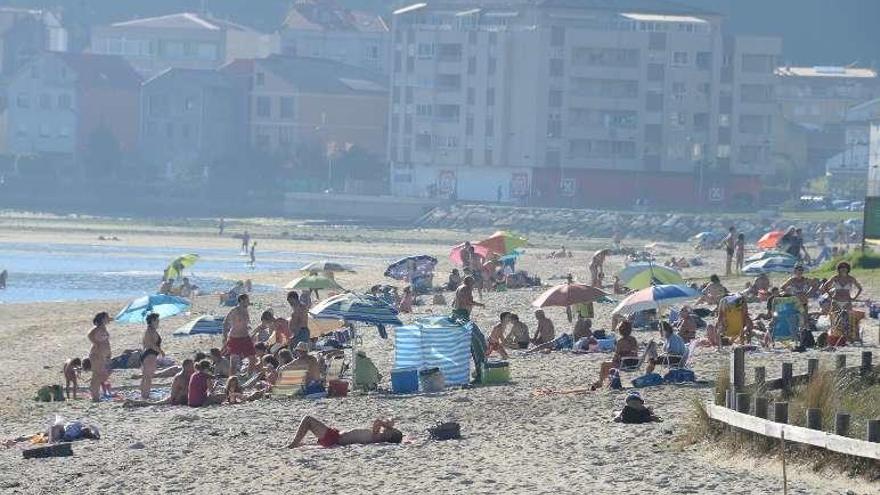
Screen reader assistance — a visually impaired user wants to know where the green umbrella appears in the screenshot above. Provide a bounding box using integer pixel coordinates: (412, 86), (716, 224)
(164, 253), (199, 280)
(618, 263), (684, 290)
(284, 273), (344, 291)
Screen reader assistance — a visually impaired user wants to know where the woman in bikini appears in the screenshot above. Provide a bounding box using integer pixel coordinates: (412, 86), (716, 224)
(140, 313), (164, 400)
(820, 262), (863, 342)
(591, 321), (638, 390)
(87, 312), (112, 402)
(780, 265), (812, 309)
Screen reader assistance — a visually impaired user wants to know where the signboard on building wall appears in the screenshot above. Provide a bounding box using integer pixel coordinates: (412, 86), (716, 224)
(708, 186), (725, 203)
(863, 196), (880, 244)
(560, 178), (576, 197)
(510, 173), (529, 198)
(437, 170), (457, 197)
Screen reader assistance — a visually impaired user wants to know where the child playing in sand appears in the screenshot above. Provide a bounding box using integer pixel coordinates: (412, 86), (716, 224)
(63, 358), (83, 399)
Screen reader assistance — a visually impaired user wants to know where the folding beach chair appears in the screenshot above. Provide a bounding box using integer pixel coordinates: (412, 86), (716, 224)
(770, 296), (804, 343)
(270, 369), (308, 397)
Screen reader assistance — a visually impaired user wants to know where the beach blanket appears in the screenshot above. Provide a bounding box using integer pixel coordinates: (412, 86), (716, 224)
(394, 317), (472, 386)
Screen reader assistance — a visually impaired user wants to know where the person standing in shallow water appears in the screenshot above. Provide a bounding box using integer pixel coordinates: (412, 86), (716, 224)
(87, 312), (112, 402)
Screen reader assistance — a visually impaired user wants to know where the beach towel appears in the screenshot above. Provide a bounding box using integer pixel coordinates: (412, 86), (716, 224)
(631, 372), (663, 388)
(394, 317), (472, 386)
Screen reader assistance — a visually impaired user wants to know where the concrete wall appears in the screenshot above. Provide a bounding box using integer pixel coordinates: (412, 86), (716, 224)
(283, 192), (441, 221)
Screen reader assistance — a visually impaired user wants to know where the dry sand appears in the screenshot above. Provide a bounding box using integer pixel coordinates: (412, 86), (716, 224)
(0, 221), (876, 494)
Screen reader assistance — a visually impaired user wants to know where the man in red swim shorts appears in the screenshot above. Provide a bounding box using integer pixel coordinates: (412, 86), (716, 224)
(286, 416), (403, 448)
(222, 294), (256, 373)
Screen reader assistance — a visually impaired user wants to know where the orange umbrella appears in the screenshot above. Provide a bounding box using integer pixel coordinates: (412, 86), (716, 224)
(532, 283), (609, 308)
(756, 231), (784, 250)
(475, 231), (527, 257)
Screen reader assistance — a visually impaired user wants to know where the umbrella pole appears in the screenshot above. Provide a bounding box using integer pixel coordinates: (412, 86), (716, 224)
(349, 322), (358, 390)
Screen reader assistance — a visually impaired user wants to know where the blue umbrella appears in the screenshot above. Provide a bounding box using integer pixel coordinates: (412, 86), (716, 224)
(310, 293), (402, 328)
(742, 256), (797, 275)
(384, 255), (437, 281)
(612, 284), (701, 315)
(115, 294), (191, 324)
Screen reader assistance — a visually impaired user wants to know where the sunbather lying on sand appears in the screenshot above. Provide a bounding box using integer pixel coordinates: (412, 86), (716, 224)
(286, 416), (402, 448)
(124, 359), (194, 408)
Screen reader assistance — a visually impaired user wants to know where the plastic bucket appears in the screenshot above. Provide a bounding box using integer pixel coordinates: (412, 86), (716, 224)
(481, 361), (510, 384)
(391, 367), (419, 394)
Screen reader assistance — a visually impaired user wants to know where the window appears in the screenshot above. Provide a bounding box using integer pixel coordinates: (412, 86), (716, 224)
(740, 84), (774, 103)
(697, 83), (711, 98)
(15, 124), (26, 137)
(466, 115), (474, 135)
(415, 104), (432, 117)
(39, 93), (51, 110)
(547, 114), (562, 137)
(647, 63), (664, 82)
(392, 86), (400, 104)
(16, 93), (29, 108)
(255, 72), (265, 86)
(548, 90), (562, 108)
(550, 26), (565, 47)
(417, 43), (434, 59)
(435, 104), (459, 121)
(391, 115), (399, 133)
(672, 51), (689, 66)
(648, 32), (666, 50)
(549, 59), (563, 77)
(570, 78), (638, 98)
(464, 148), (473, 165)
(394, 52), (402, 73)
(468, 31), (477, 45)
(669, 112), (686, 129)
(39, 124), (50, 137)
(58, 126), (70, 138)
(717, 144), (731, 158)
(645, 124), (662, 144)
(435, 74), (461, 91)
(197, 43), (218, 61)
(546, 149), (561, 167)
(718, 114), (730, 127)
(738, 145), (762, 164)
(489, 32), (497, 45)
(256, 96), (271, 117)
(485, 118), (494, 137)
(696, 52), (712, 70)
(467, 88), (475, 105)
(646, 91), (663, 112)
(280, 97), (295, 119)
(693, 113), (710, 131)
(488, 57), (497, 75)
(279, 126), (294, 145)
(405, 86), (413, 104)
(486, 88), (495, 106)
(571, 47), (639, 68)
(738, 114), (768, 134)
(184, 96), (196, 111)
(672, 82), (686, 100)
(436, 43), (462, 62)
(742, 54), (774, 73)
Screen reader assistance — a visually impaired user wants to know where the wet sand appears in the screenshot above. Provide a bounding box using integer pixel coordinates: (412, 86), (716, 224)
(0, 222), (875, 495)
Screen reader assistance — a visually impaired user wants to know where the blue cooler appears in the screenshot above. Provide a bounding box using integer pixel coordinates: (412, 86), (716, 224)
(391, 367), (419, 394)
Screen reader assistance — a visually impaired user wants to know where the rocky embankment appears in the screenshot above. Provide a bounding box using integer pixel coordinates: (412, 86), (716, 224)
(416, 204), (858, 242)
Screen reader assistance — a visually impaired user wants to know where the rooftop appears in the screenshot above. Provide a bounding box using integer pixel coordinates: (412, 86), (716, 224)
(539, 0), (717, 16)
(111, 12), (258, 33)
(226, 55), (387, 95)
(143, 67), (237, 88)
(283, 0), (387, 33)
(54, 52), (142, 89)
(620, 12), (707, 24)
(775, 66), (878, 79)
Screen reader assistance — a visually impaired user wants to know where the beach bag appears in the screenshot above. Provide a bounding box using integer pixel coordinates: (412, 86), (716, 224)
(36, 385), (64, 402)
(608, 370), (622, 390)
(428, 421), (461, 441)
(663, 368), (696, 384)
(631, 373), (663, 388)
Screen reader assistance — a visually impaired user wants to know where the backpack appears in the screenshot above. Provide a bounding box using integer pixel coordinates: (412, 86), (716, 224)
(663, 368), (696, 384)
(428, 421), (461, 441)
(631, 372), (664, 388)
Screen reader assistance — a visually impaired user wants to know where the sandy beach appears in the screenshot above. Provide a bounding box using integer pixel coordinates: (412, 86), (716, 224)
(0, 219), (876, 495)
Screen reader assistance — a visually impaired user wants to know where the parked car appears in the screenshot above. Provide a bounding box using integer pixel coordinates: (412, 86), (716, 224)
(848, 201), (865, 212)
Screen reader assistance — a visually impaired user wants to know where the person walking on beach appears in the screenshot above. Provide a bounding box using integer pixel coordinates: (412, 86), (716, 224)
(140, 313), (164, 400)
(223, 294), (255, 375)
(734, 233), (745, 274)
(249, 241), (257, 267)
(720, 226), (736, 276)
(87, 312), (112, 402)
(0, 269), (6, 289)
(240, 230), (251, 254)
(589, 249), (610, 287)
(452, 276), (483, 321)
(218, 218), (225, 236)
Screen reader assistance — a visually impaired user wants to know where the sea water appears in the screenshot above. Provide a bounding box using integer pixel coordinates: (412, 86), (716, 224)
(0, 241), (369, 304)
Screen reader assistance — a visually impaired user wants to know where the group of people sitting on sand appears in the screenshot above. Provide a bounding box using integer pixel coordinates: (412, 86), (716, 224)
(158, 276), (200, 298)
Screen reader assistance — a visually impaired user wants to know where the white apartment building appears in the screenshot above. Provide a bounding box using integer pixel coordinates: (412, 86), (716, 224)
(388, 0), (781, 208)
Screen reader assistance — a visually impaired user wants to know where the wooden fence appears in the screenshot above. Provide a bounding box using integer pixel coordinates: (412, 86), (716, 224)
(706, 347), (880, 460)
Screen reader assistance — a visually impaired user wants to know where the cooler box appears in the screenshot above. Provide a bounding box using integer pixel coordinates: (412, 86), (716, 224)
(391, 367), (419, 394)
(481, 361), (511, 384)
(419, 367), (446, 392)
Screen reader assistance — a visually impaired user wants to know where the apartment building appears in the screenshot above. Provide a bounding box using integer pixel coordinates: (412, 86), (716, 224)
(280, 0), (390, 74)
(388, 0), (781, 208)
(90, 12), (278, 77)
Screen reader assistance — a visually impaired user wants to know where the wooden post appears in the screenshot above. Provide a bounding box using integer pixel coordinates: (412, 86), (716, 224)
(781, 362), (793, 397)
(774, 402), (789, 424)
(736, 393), (751, 415)
(835, 412), (851, 437)
(754, 366), (766, 387)
(725, 389), (733, 409)
(835, 354), (847, 370)
(731, 346), (745, 392)
(780, 430), (788, 495)
(755, 396), (769, 419)
(807, 358), (819, 377)
(867, 420), (880, 443)
(861, 351), (873, 376)
(806, 408), (822, 430)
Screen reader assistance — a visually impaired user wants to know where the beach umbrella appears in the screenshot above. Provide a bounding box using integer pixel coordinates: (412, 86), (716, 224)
(284, 273), (344, 291)
(742, 256), (798, 275)
(299, 260), (354, 274)
(612, 284), (701, 315)
(532, 283), (610, 308)
(475, 231), (527, 256)
(756, 231), (785, 250)
(173, 315), (224, 336)
(164, 253), (199, 280)
(617, 263), (683, 290)
(384, 255), (438, 281)
(116, 294), (191, 324)
(449, 242), (491, 266)
(744, 250), (796, 264)
(310, 292), (402, 330)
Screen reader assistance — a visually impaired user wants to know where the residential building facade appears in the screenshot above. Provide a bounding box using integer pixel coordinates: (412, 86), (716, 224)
(89, 12), (279, 77)
(224, 55), (388, 158)
(140, 68), (246, 179)
(387, 0), (781, 208)
(280, 0), (390, 74)
(825, 98), (880, 199)
(5, 52), (140, 162)
(0, 7), (67, 77)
